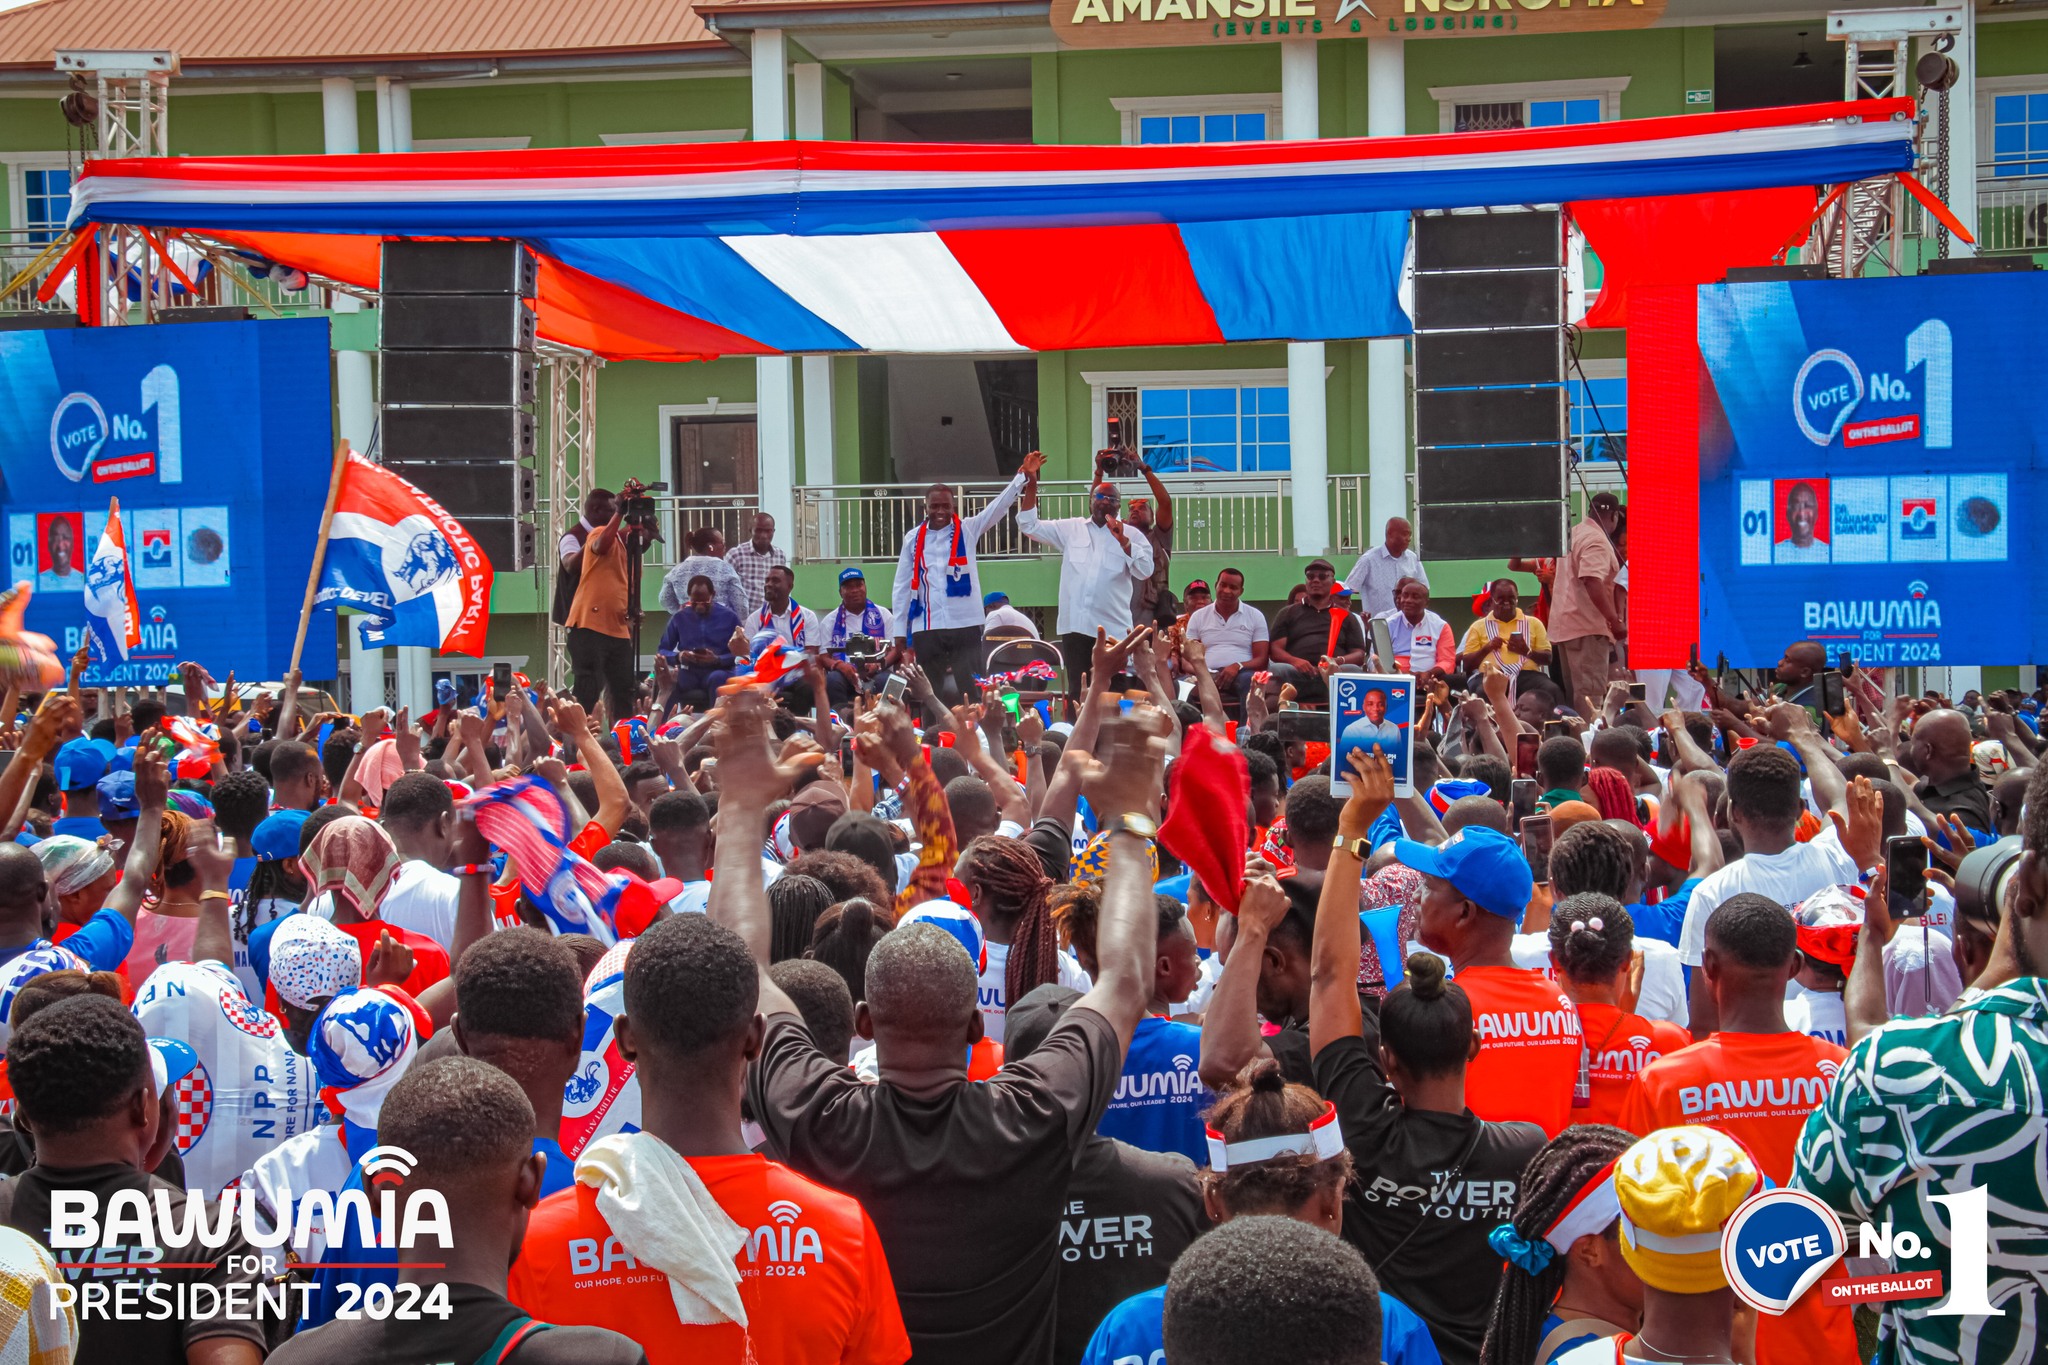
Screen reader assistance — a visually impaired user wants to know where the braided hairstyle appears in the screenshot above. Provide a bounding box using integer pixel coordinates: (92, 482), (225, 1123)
(1048, 884), (1100, 977)
(1477, 1124), (1636, 1365)
(957, 835), (1056, 1008)
(148, 809), (196, 901)
(1546, 893), (1635, 987)
(1202, 1059), (1353, 1218)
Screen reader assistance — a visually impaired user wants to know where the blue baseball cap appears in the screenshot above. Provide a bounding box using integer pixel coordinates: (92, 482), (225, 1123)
(53, 738), (116, 792)
(1393, 826), (1534, 924)
(95, 770), (139, 820)
(147, 1037), (200, 1094)
(838, 566), (866, 583)
(252, 809), (310, 861)
(983, 590), (1009, 606)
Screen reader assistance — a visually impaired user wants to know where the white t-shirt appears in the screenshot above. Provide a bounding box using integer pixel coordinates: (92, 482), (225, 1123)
(1183, 602), (1271, 671)
(1785, 981), (1849, 1047)
(670, 856), (784, 916)
(378, 859), (462, 950)
(1511, 933), (1687, 1027)
(977, 941), (1093, 1043)
(1678, 826), (1862, 966)
(982, 604), (1041, 639)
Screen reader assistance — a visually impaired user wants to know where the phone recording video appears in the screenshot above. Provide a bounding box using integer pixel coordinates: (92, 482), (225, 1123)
(1886, 834), (1929, 909)
(1511, 778), (1539, 825)
(1515, 731), (1539, 779)
(1818, 669), (1847, 718)
(492, 661), (513, 702)
(1521, 814), (1555, 883)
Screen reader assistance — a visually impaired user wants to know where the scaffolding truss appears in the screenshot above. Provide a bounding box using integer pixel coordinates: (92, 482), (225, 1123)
(56, 51), (176, 324)
(542, 346), (602, 689)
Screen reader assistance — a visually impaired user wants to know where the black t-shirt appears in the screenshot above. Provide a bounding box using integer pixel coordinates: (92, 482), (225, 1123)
(1265, 1022), (1317, 1090)
(1312, 1033), (1545, 1365)
(748, 1006), (1122, 1365)
(1053, 1136), (1209, 1365)
(1270, 602), (1365, 667)
(1918, 771), (1994, 831)
(270, 1280), (647, 1365)
(6, 1162), (276, 1364)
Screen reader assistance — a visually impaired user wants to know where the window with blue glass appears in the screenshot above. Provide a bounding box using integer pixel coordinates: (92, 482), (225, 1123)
(1569, 374), (1626, 463)
(22, 168), (71, 245)
(1528, 98), (1603, 127)
(1136, 385), (1289, 473)
(1136, 111), (1269, 145)
(1992, 93), (2048, 177)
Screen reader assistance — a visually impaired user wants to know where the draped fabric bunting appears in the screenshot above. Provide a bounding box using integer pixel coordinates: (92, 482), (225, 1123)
(1567, 186), (1824, 330)
(70, 99), (1915, 360)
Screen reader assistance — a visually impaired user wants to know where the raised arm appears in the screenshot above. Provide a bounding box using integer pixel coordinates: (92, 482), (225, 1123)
(556, 700), (628, 839)
(1069, 702), (1172, 1048)
(1310, 749), (1395, 1056)
(706, 688), (826, 1015)
(964, 451), (1042, 541)
(1198, 863), (1289, 1087)
(0, 693), (79, 840)
(104, 746), (170, 927)
(1138, 460), (1173, 532)
(956, 705), (1031, 830)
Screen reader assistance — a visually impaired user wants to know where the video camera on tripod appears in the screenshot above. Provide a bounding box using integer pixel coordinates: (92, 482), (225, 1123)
(618, 478), (667, 537)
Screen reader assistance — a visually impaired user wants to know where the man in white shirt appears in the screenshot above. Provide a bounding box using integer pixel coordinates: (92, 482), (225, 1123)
(753, 564), (821, 651)
(981, 590), (1040, 640)
(1017, 474), (1155, 699)
(1182, 566), (1269, 708)
(376, 772), (463, 950)
(1678, 741), (1862, 1037)
(1342, 516), (1429, 616)
(891, 451), (1044, 704)
(1374, 576), (1454, 676)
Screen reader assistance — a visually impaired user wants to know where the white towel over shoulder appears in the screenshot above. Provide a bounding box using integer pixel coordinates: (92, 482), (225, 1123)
(576, 1132), (750, 1328)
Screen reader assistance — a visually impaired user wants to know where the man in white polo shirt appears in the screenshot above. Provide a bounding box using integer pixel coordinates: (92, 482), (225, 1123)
(1183, 566), (1269, 710)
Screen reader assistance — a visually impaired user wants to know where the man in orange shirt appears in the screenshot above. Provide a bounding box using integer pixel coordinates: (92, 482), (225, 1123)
(1396, 824), (1583, 1135)
(508, 912), (909, 1365)
(1618, 892), (1855, 1364)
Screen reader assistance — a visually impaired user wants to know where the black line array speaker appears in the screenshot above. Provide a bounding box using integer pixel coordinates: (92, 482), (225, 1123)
(379, 240), (540, 570)
(1410, 209), (1568, 560)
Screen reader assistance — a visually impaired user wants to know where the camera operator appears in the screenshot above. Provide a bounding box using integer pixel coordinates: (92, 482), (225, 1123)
(563, 479), (656, 719)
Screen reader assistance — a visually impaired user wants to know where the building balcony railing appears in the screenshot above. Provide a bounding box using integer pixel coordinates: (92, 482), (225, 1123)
(1973, 168), (2048, 256)
(789, 477), (1297, 563)
(0, 230), (353, 315)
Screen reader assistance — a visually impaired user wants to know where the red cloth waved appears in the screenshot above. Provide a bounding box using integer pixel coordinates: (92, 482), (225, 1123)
(1159, 723), (1250, 912)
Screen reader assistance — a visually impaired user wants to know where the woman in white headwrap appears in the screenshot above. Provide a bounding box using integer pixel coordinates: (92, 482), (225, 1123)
(31, 836), (117, 935)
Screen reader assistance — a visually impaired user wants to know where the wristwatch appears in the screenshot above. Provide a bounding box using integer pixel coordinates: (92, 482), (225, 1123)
(1107, 812), (1159, 841)
(1332, 834), (1373, 860)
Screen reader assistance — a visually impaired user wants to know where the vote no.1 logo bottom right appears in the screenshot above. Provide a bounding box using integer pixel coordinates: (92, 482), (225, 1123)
(1723, 1187), (2003, 1318)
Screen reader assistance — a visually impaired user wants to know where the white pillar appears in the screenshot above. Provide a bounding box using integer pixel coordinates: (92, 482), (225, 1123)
(791, 60), (838, 554)
(1280, 42), (1329, 556)
(325, 78), (384, 702)
(375, 77), (413, 154)
(753, 31), (798, 538)
(1948, 10), (1977, 256)
(1367, 38), (1409, 536)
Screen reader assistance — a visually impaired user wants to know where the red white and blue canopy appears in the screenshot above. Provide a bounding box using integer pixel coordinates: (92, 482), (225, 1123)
(69, 99), (1913, 360)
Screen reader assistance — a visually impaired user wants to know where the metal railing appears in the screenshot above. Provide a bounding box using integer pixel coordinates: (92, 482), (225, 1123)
(1974, 168), (2048, 256)
(0, 229), (356, 315)
(790, 477), (1295, 562)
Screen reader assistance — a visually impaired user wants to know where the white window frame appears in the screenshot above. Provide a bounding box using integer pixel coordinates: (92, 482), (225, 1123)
(1979, 75), (2048, 179)
(599, 129), (747, 146)
(1427, 77), (1629, 134)
(4, 153), (75, 240)
(1569, 358), (1627, 490)
(1080, 366), (1328, 481)
(1110, 93), (1283, 146)
(410, 136), (533, 152)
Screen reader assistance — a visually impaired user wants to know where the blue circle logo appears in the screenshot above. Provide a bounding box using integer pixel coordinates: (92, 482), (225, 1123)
(1722, 1189), (1846, 1315)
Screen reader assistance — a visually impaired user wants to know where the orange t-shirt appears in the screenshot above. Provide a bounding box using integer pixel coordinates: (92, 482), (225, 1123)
(1616, 1030), (1845, 1183)
(508, 1151), (910, 1365)
(1459, 965), (1583, 1137)
(1618, 1029), (1858, 1365)
(1573, 1002), (1691, 1128)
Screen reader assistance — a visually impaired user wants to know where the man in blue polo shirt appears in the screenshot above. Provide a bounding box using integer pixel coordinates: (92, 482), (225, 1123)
(1096, 896), (1210, 1163)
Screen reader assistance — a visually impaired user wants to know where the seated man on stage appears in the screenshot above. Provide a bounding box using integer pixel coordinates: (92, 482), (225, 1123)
(820, 567), (893, 706)
(1263, 558), (1365, 705)
(656, 574), (742, 709)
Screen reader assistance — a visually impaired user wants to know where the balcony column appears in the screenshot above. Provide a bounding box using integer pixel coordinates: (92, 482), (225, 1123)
(753, 31), (798, 540)
(1366, 37), (1409, 537)
(324, 77), (385, 710)
(793, 59), (838, 558)
(1281, 41), (1329, 557)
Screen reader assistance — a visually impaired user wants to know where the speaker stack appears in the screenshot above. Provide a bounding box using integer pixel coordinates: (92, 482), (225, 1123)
(1410, 210), (1568, 560)
(379, 241), (541, 571)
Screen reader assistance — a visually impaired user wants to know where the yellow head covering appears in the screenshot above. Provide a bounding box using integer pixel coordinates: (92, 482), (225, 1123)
(1614, 1126), (1760, 1294)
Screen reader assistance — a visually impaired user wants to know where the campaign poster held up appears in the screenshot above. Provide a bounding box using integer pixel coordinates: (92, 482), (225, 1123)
(1692, 274), (2048, 668)
(0, 317), (337, 683)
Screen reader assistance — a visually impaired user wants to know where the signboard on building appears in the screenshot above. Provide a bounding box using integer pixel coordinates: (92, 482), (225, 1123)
(0, 317), (339, 684)
(1053, 0), (1668, 48)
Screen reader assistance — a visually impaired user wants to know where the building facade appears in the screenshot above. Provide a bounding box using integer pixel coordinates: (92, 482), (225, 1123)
(0, 0), (2033, 693)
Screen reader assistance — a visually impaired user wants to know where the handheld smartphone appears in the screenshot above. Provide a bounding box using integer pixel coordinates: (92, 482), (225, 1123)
(1886, 834), (1929, 908)
(1818, 669), (1847, 718)
(1543, 719), (1568, 740)
(1628, 681), (1647, 703)
(1511, 778), (1539, 825)
(1838, 652), (1856, 678)
(839, 737), (855, 776)
(492, 661), (513, 702)
(1520, 814), (1556, 882)
(1515, 731), (1540, 778)
(881, 673), (909, 706)
(1370, 617), (1396, 672)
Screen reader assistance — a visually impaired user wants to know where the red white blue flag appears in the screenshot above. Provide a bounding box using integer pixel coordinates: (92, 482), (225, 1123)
(83, 495), (141, 664)
(313, 452), (492, 655)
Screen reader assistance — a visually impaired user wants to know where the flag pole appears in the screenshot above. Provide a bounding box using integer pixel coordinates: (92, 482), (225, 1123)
(290, 441), (351, 676)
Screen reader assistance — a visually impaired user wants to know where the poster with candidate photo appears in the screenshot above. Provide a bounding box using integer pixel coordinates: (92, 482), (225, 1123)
(1329, 673), (1415, 799)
